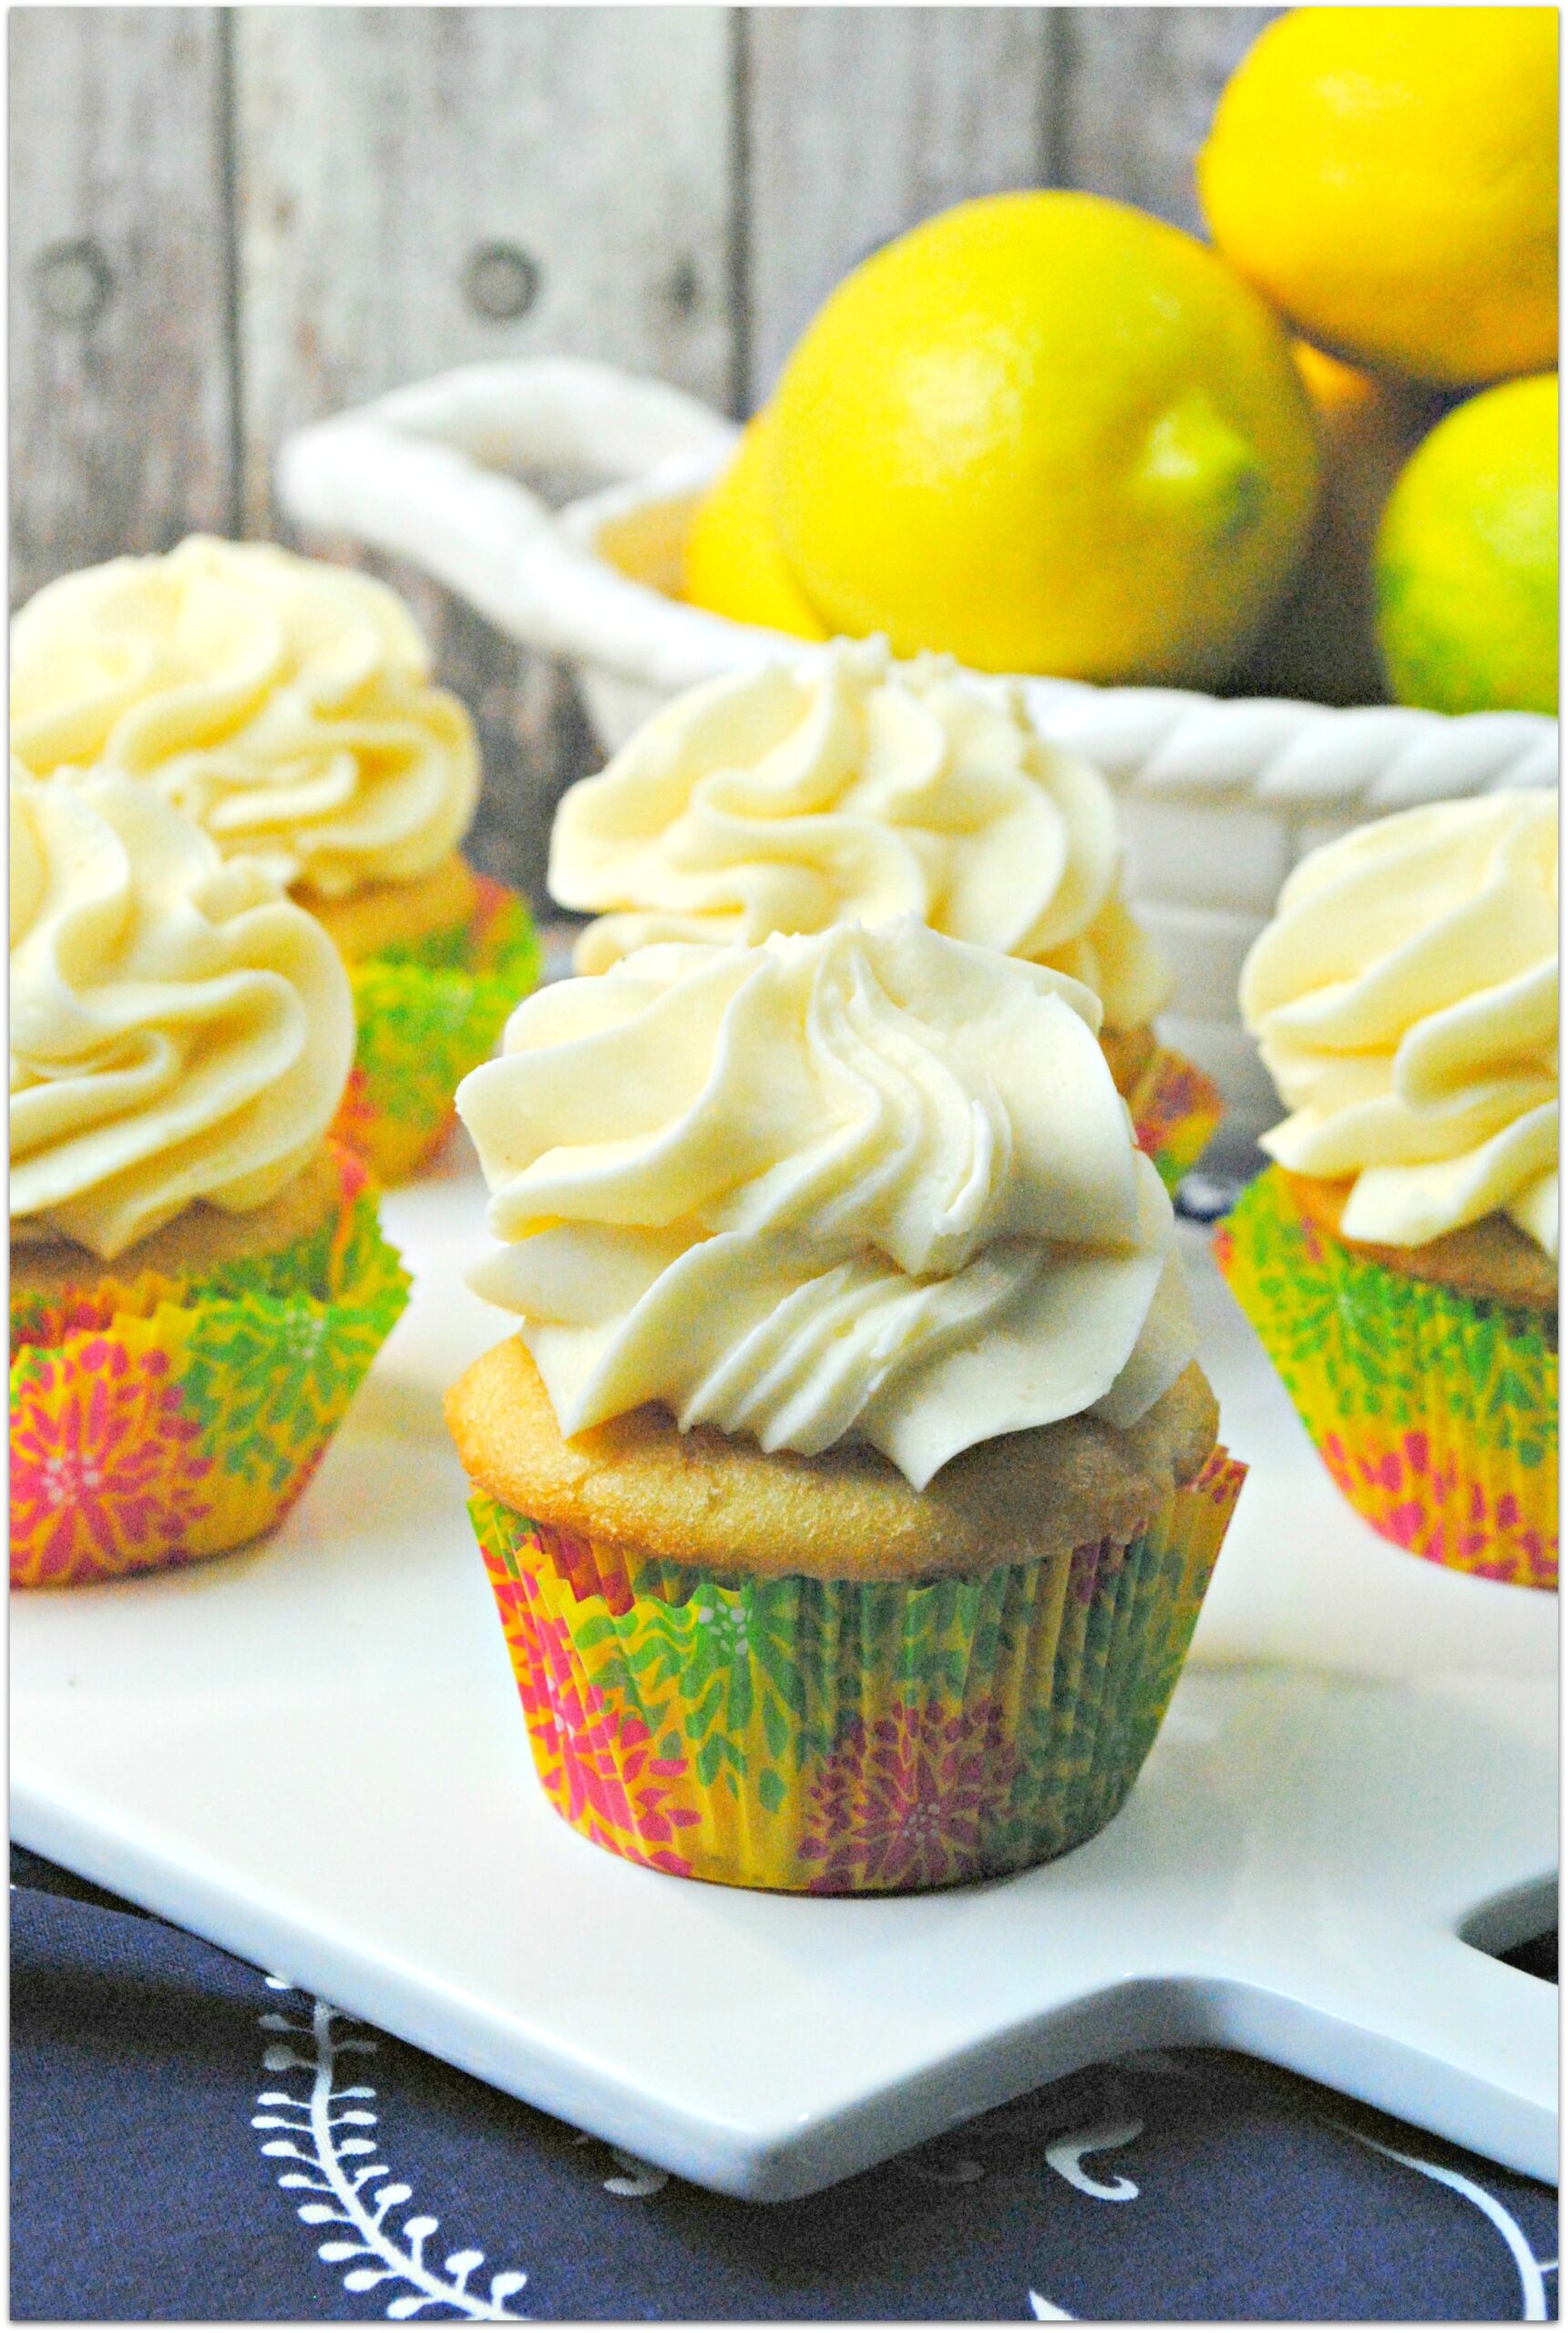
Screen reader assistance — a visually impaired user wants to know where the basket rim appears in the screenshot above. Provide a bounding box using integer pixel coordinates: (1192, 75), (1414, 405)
(275, 355), (1558, 810)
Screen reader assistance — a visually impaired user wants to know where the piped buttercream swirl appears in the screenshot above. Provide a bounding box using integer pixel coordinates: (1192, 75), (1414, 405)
(10, 536), (479, 899)
(457, 920), (1195, 1489)
(10, 766), (355, 1259)
(550, 641), (1170, 1030)
(1241, 791), (1559, 1258)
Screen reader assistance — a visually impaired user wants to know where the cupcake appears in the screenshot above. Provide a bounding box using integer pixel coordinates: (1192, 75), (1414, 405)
(1216, 791), (1556, 1588)
(10, 767), (410, 1588)
(446, 920), (1244, 1890)
(547, 641), (1224, 1191)
(9, 536), (539, 1182)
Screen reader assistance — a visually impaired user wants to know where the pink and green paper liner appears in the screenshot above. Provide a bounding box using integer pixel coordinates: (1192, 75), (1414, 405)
(1214, 1166), (1557, 1590)
(1128, 1043), (1225, 1195)
(331, 871), (540, 1184)
(10, 1144), (410, 1589)
(470, 1447), (1245, 1892)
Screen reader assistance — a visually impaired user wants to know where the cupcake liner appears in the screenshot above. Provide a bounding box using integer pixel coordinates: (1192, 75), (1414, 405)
(1215, 1166), (1557, 1589)
(1127, 1043), (1226, 1194)
(470, 1448), (1245, 1892)
(331, 873), (540, 1183)
(10, 1146), (410, 1589)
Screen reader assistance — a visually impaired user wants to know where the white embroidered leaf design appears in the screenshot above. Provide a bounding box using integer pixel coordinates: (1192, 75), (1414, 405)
(1044, 2116), (1144, 2202)
(569, 2133), (671, 2199)
(1333, 2124), (1554, 2322)
(602, 2147), (670, 2199)
(254, 1982), (530, 2319)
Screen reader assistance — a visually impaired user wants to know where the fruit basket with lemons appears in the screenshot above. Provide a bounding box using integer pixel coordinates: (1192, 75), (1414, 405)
(279, 8), (1557, 1151)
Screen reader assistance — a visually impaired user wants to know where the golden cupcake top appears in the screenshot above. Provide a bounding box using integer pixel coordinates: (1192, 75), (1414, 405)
(1241, 790), (1558, 1258)
(9, 764), (354, 1260)
(456, 918), (1195, 1490)
(9, 535), (479, 901)
(548, 639), (1171, 1031)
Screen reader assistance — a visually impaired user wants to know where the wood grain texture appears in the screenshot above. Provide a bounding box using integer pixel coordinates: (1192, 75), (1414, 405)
(1059, 6), (1281, 231)
(8, 6), (236, 608)
(743, 7), (1058, 404)
(234, 5), (736, 902)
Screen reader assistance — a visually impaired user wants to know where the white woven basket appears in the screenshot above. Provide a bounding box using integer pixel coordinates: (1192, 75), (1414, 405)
(278, 356), (1558, 1161)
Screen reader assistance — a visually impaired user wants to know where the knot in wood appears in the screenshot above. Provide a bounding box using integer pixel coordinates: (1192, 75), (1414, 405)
(31, 237), (114, 328)
(463, 242), (541, 324)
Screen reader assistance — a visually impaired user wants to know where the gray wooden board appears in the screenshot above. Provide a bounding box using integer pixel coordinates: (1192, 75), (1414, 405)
(743, 7), (1058, 402)
(234, 5), (737, 899)
(1060, 6), (1282, 231)
(8, 5), (236, 605)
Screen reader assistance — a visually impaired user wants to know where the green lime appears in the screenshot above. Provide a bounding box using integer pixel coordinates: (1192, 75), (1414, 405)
(1375, 375), (1558, 714)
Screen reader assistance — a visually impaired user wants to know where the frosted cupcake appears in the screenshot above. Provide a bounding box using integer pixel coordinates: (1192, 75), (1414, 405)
(10, 767), (409, 1587)
(1217, 791), (1557, 1588)
(10, 536), (539, 1182)
(548, 641), (1223, 1190)
(446, 920), (1244, 1890)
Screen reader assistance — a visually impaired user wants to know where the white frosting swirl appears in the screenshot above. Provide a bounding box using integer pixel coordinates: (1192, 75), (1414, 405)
(9, 535), (479, 899)
(457, 920), (1194, 1490)
(10, 766), (355, 1260)
(550, 642), (1170, 1030)
(1241, 791), (1558, 1257)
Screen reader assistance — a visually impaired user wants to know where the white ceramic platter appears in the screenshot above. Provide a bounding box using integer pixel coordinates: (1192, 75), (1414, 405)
(11, 1154), (1558, 2201)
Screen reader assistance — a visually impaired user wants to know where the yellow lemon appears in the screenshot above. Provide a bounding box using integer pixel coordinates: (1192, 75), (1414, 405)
(768, 190), (1319, 685)
(1245, 344), (1445, 704)
(1375, 373), (1558, 714)
(683, 412), (827, 640)
(1198, 8), (1559, 388)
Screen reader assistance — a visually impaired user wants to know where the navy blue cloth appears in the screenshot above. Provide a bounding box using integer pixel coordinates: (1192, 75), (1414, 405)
(10, 1845), (1557, 2322)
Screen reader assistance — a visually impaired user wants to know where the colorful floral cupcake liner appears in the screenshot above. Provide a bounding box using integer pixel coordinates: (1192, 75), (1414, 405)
(10, 1146), (411, 1589)
(1127, 1044), (1226, 1194)
(471, 1448), (1244, 1892)
(332, 873), (540, 1184)
(1214, 1167), (1557, 1590)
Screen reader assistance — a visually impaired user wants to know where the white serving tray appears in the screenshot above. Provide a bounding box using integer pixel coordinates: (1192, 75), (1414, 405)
(11, 1153), (1558, 2201)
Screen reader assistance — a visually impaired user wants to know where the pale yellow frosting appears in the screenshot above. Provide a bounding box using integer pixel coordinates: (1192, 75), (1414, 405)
(550, 642), (1171, 1031)
(1241, 791), (1559, 1258)
(10, 766), (355, 1260)
(456, 920), (1195, 1490)
(10, 536), (479, 900)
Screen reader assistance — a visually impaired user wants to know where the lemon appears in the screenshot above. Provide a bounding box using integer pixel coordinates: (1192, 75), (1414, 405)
(1198, 8), (1559, 388)
(767, 190), (1319, 685)
(1374, 374), (1558, 714)
(683, 412), (827, 640)
(1245, 344), (1444, 704)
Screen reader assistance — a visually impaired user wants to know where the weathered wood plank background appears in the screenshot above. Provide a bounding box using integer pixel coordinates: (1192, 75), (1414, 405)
(10, 5), (1276, 902)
